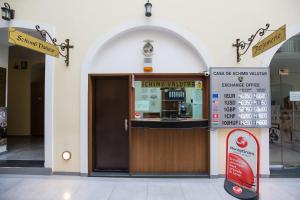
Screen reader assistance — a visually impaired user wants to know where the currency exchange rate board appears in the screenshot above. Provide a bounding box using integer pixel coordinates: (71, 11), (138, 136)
(210, 68), (270, 128)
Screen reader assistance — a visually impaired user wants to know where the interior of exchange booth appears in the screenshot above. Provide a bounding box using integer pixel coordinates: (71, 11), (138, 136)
(88, 74), (209, 176)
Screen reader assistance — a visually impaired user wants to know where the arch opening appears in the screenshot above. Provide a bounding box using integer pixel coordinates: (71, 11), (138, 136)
(269, 34), (300, 169)
(80, 22), (213, 174)
(0, 21), (54, 170)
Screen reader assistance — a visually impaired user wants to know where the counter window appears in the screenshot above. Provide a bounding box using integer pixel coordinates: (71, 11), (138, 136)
(134, 80), (203, 119)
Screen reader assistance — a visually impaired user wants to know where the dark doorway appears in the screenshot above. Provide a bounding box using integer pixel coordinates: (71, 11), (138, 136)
(31, 81), (44, 136)
(0, 45), (45, 168)
(93, 76), (129, 171)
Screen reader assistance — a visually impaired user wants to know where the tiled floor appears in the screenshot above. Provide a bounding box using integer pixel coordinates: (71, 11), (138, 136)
(0, 175), (299, 200)
(0, 136), (44, 160)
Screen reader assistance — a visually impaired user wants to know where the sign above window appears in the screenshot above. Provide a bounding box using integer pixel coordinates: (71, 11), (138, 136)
(141, 81), (196, 88)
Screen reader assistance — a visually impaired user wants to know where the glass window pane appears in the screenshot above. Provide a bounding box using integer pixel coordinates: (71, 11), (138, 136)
(134, 80), (203, 119)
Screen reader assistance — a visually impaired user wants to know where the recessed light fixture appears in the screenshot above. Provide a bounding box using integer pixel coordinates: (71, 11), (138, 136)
(62, 151), (71, 160)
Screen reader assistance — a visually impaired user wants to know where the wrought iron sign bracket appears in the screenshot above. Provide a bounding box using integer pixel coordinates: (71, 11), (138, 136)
(232, 24), (270, 63)
(35, 25), (74, 66)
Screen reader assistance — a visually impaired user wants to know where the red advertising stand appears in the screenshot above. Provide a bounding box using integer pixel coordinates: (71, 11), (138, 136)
(224, 129), (260, 200)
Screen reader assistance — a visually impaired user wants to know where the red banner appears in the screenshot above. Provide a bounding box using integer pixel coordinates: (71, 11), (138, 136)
(224, 129), (260, 200)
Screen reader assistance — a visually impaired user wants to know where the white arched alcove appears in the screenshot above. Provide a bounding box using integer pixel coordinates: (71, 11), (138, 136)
(0, 20), (55, 169)
(80, 20), (213, 174)
(89, 29), (209, 73)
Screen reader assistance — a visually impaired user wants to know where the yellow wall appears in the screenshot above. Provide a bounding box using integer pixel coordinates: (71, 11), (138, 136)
(2, 0), (299, 172)
(7, 46), (44, 135)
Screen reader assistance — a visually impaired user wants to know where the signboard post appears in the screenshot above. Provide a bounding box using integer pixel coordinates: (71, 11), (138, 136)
(225, 129), (260, 200)
(210, 67), (271, 128)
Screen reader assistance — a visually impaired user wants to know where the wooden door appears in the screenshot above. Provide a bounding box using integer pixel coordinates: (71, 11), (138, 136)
(30, 82), (44, 136)
(93, 76), (129, 171)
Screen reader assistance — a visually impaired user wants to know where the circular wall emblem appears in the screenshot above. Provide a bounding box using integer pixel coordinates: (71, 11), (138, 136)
(238, 76), (244, 82)
(143, 42), (154, 57)
(236, 136), (248, 148)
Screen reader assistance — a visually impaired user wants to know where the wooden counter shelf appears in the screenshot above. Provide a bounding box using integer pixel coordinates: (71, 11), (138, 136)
(131, 118), (208, 128)
(130, 118), (209, 174)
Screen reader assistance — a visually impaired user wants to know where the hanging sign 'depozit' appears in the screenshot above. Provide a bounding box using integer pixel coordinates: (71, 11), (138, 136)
(252, 25), (286, 57)
(8, 27), (59, 57)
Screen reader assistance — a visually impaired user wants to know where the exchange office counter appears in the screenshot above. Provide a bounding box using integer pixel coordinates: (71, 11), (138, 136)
(131, 118), (209, 128)
(130, 118), (209, 174)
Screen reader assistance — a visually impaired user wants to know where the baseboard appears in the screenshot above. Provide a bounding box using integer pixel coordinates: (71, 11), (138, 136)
(210, 174), (269, 178)
(210, 174), (225, 178)
(0, 167), (52, 175)
(80, 173), (88, 177)
(260, 174), (270, 178)
(52, 171), (81, 176)
(90, 171), (130, 177)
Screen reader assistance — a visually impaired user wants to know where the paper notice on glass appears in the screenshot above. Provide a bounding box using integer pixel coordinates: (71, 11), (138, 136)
(290, 91), (300, 101)
(135, 100), (150, 112)
(193, 104), (203, 119)
(193, 89), (202, 104)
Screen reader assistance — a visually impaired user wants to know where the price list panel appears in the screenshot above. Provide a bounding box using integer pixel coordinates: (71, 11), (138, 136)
(210, 68), (271, 128)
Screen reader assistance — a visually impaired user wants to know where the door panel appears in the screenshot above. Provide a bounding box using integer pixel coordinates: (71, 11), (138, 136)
(281, 72), (300, 167)
(93, 77), (129, 171)
(270, 71), (300, 167)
